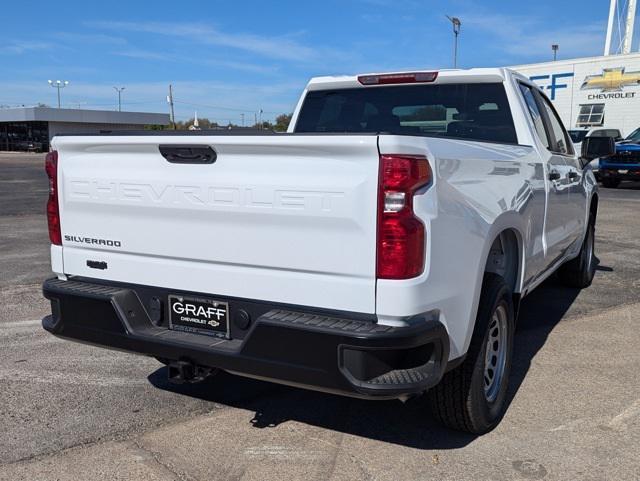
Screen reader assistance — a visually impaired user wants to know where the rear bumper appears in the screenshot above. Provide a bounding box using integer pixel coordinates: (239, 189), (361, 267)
(42, 278), (449, 399)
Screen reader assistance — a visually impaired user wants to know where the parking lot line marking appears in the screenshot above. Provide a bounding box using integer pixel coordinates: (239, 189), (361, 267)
(608, 399), (640, 431)
(0, 320), (42, 328)
(0, 369), (150, 387)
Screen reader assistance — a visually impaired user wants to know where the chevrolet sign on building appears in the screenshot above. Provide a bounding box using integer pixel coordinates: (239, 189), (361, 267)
(512, 52), (640, 136)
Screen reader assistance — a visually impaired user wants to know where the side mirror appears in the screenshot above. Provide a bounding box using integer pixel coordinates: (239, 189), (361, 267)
(581, 136), (616, 167)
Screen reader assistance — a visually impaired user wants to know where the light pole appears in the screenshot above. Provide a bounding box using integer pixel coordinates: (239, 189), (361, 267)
(552, 44), (559, 61)
(48, 80), (69, 108)
(446, 16), (462, 68)
(113, 86), (125, 112)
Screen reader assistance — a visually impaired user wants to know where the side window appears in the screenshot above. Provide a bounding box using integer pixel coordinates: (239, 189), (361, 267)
(536, 91), (574, 155)
(519, 83), (549, 149)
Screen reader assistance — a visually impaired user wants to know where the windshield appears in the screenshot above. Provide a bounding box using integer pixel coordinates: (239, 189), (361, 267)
(569, 130), (588, 143)
(294, 83), (518, 144)
(626, 128), (640, 142)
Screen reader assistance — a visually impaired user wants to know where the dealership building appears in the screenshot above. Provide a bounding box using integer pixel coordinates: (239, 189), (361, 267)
(0, 107), (170, 152)
(512, 52), (640, 137)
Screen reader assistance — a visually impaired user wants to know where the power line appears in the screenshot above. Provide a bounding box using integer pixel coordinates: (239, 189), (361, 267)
(173, 99), (278, 115)
(1, 93), (282, 119)
(1, 100), (165, 108)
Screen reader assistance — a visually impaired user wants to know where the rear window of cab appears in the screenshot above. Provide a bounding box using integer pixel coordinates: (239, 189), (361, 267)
(294, 83), (517, 144)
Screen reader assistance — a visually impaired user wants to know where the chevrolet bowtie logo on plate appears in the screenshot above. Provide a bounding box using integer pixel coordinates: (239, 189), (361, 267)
(581, 67), (640, 92)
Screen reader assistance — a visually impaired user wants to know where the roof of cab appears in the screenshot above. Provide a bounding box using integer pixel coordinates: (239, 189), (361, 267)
(305, 67), (516, 91)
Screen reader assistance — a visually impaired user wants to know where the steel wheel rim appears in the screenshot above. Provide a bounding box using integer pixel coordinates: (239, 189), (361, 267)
(483, 304), (508, 403)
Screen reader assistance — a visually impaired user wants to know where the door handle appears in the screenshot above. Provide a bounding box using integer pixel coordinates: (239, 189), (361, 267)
(159, 145), (217, 164)
(567, 171), (580, 180)
(548, 170), (561, 181)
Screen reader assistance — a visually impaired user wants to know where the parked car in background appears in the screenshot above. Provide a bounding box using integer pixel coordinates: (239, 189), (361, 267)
(569, 129), (590, 149)
(15, 140), (44, 153)
(42, 68), (607, 434)
(599, 127), (640, 188)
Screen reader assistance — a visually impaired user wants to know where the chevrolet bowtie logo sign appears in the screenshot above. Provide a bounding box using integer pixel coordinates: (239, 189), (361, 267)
(581, 67), (640, 92)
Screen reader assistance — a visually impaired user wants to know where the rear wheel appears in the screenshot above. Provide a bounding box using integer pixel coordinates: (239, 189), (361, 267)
(428, 273), (514, 434)
(558, 215), (596, 288)
(602, 178), (620, 188)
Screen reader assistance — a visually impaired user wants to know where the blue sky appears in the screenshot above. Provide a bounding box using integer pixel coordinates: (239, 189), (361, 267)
(0, 0), (633, 123)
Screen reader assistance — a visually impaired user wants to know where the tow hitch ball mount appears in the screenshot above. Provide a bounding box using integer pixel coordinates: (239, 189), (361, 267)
(167, 360), (216, 384)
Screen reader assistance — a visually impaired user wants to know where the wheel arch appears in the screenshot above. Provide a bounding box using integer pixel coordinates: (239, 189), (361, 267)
(483, 227), (524, 295)
(482, 226), (524, 321)
(589, 193), (598, 223)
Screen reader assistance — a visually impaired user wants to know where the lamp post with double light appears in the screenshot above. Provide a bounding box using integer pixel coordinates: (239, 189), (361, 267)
(48, 80), (69, 108)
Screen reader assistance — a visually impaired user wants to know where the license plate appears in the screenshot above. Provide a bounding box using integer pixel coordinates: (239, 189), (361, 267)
(618, 169), (629, 174)
(168, 295), (229, 338)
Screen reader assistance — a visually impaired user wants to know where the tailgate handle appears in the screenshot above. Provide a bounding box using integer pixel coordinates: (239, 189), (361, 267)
(159, 145), (217, 164)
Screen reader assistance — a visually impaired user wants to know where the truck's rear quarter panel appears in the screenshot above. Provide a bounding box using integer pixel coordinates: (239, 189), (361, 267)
(377, 135), (544, 358)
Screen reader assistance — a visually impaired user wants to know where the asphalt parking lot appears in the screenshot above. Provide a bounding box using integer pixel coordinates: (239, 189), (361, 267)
(0, 152), (638, 481)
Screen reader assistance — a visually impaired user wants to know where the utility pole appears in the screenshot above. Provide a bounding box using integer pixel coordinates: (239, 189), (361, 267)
(167, 84), (176, 129)
(254, 112), (257, 128)
(552, 44), (559, 61)
(446, 16), (462, 68)
(113, 86), (125, 112)
(241, 113), (245, 127)
(48, 80), (69, 108)
(259, 109), (263, 130)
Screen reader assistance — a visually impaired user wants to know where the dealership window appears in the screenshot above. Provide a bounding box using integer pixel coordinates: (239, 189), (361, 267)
(0, 121), (49, 152)
(576, 104), (605, 127)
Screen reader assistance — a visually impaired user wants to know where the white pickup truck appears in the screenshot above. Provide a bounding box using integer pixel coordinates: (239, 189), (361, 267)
(42, 68), (614, 433)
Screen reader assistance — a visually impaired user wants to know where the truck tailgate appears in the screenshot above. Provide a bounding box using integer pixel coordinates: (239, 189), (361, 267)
(54, 134), (380, 313)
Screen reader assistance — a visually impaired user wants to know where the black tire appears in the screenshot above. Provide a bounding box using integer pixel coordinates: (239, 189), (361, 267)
(428, 273), (515, 434)
(558, 215), (596, 288)
(602, 178), (620, 188)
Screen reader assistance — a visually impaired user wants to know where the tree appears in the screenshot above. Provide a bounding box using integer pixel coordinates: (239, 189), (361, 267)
(252, 121), (274, 130)
(144, 124), (168, 131)
(402, 105), (446, 122)
(149, 113), (293, 132)
(171, 117), (221, 130)
(274, 113), (293, 132)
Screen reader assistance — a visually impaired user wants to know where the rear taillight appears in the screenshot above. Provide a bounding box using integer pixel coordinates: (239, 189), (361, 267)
(377, 154), (431, 279)
(45, 151), (61, 245)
